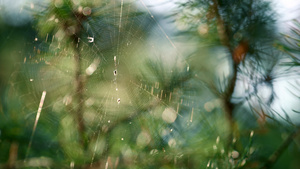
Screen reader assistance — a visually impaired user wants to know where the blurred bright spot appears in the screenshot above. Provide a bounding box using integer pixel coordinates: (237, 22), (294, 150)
(168, 138), (176, 147)
(162, 107), (177, 123)
(204, 101), (214, 112)
(150, 149), (158, 155)
(198, 24), (208, 35)
(85, 98), (95, 107)
(63, 95), (72, 106)
(83, 7), (92, 16)
(85, 58), (100, 76)
(216, 136), (220, 144)
(0, 0), (33, 26)
(136, 131), (151, 147)
(25, 157), (53, 167)
(231, 150), (239, 159)
(54, 0), (63, 8)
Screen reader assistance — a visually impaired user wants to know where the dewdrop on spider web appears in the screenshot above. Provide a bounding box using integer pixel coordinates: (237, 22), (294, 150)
(114, 56), (117, 66)
(117, 98), (121, 104)
(87, 36), (94, 43)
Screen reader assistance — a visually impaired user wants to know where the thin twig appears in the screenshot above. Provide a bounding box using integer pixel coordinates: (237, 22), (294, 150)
(260, 127), (300, 169)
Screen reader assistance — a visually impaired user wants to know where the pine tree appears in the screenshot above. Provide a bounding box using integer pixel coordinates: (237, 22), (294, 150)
(0, 0), (300, 168)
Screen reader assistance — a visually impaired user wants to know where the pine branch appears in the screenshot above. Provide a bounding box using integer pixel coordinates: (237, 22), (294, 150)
(211, 0), (239, 146)
(260, 127), (300, 169)
(70, 9), (89, 149)
(211, 0), (232, 52)
(6, 142), (18, 169)
(73, 37), (87, 148)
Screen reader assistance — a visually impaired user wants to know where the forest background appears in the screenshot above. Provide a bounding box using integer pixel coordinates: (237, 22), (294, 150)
(1, 0), (300, 168)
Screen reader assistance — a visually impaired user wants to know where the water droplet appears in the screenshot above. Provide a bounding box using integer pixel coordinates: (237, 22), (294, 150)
(108, 120), (110, 123)
(113, 70), (117, 76)
(117, 98), (121, 104)
(250, 130), (254, 137)
(29, 79), (34, 82)
(116, 88), (118, 91)
(34, 38), (38, 41)
(87, 36), (94, 43)
(121, 138), (124, 141)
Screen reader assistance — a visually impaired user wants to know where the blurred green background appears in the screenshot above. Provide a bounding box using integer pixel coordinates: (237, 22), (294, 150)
(0, 0), (300, 168)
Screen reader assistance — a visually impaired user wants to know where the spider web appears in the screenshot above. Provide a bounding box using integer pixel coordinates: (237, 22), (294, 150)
(4, 0), (300, 168)
(4, 0), (225, 168)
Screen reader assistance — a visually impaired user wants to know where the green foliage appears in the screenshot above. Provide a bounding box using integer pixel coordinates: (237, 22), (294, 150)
(0, 0), (300, 168)
(277, 20), (300, 65)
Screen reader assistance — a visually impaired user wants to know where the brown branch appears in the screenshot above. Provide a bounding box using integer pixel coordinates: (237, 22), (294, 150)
(69, 9), (89, 149)
(223, 63), (239, 148)
(211, 0), (232, 51)
(211, 0), (239, 145)
(73, 39), (87, 148)
(6, 142), (19, 169)
(260, 127), (300, 169)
